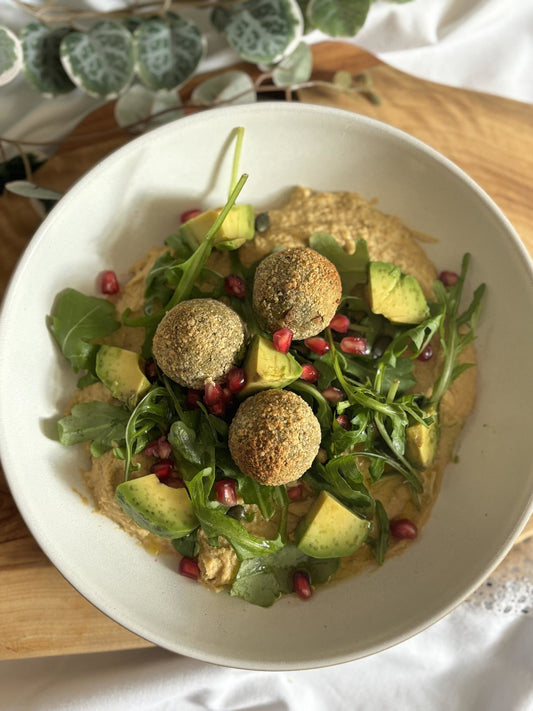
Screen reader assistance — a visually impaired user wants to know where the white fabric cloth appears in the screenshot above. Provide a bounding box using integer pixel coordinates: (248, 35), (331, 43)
(1, 1), (532, 708)
(0, 603), (531, 711)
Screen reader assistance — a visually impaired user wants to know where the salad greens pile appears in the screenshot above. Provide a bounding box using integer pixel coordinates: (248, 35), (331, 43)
(49, 152), (485, 606)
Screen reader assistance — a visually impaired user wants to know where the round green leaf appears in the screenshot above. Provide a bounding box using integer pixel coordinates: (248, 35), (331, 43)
(60, 21), (134, 99)
(114, 84), (183, 132)
(0, 26), (22, 87)
(272, 41), (312, 87)
(225, 0), (304, 65)
(20, 23), (74, 96)
(191, 70), (256, 107)
(134, 13), (204, 91)
(308, 0), (370, 37)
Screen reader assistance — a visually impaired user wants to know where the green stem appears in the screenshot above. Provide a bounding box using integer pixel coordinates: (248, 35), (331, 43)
(229, 127), (245, 199)
(289, 380), (332, 433)
(165, 173), (248, 311)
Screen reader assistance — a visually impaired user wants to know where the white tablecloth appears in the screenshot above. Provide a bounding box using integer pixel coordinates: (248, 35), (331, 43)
(1, 1), (532, 708)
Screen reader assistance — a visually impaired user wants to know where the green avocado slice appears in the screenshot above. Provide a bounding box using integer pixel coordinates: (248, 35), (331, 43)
(95, 345), (150, 408)
(179, 205), (255, 251)
(367, 261), (429, 324)
(239, 335), (302, 396)
(115, 474), (198, 539)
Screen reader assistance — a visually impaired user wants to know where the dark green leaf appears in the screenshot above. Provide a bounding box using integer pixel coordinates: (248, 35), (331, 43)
(171, 530), (199, 557)
(308, 0), (370, 37)
(21, 23), (74, 95)
(309, 232), (369, 292)
(124, 387), (174, 479)
(134, 13), (203, 90)
(57, 401), (130, 457)
(49, 289), (120, 373)
(230, 544), (338, 606)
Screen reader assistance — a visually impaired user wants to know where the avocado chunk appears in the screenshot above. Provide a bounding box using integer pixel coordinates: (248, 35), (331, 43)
(96, 345), (151, 408)
(295, 490), (370, 558)
(115, 474), (198, 539)
(240, 335), (303, 396)
(367, 261), (429, 324)
(405, 407), (439, 469)
(179, 204), (255, 251)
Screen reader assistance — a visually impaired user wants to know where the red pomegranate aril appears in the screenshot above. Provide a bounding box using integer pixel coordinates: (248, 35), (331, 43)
(208, 400), (226, 417)
(273, 328), (293, 354)
(144, 435), (171, 459)
(204, 380), (224, 407)
(186, 389), (202, 410)
(300, 363), (319, 383)
(439, 270), (459, 287)
(179, 556), (200, 580)
(226, 367), (247, 393)
(390, 518), (418, 540)
(287, 483), (304, 501)
(340, 336), (368, 355)
(215, 479), (238, 506)
(322, 386), (345, 403)
(99, 270), (120, 295)
(304, 337), (330, 356)
(417, 343), (434, 362)
(180, 208), (201, 224)
(293, 571), (313, 600)
(165, 477), (186, 489)
(336, 414), (350, 430)
(224, 274), (247, 298)
(329, 313), (350, 333)
(144, 358), (158, 382)
(150, 460), (173, 480)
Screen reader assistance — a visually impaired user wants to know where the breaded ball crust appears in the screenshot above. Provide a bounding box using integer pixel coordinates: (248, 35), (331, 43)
(152, 298), (245, 389)
(252, 247), (342, 340)
(228, 389), (321, 486)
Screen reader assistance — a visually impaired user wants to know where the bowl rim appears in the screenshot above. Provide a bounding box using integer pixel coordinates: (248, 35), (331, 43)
(1, 101), (533, 670)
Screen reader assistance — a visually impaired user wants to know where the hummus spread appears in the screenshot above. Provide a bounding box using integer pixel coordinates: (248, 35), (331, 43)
(72, 188), (477, 591)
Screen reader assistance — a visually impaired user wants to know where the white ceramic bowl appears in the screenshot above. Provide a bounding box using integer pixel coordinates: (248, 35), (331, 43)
(1, 103), (532, 670)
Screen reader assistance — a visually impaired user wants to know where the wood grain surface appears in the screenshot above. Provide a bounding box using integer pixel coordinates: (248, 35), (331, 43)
(1, 42), (531, 660)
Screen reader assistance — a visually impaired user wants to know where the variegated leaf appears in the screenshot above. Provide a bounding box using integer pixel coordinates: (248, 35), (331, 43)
(0, 26), (22, 87)
(60, 21), (134, 99)
(191, 70), (256, 106)
(272, 41), (312, 86)
(308, 0), (370, 37)
(114, 84), (183, 131)
(20, 23), (74, 96)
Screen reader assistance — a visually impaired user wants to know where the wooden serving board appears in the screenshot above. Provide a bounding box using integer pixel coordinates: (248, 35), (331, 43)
(1, 43), (532, 660)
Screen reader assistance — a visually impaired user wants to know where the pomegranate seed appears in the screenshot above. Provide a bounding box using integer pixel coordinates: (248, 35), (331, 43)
(224, 274), (246, 298)
(439, 270), (459, 287)
(293, 571), (313, 600)
(390, 518), (418, 540)
(186, 389), (202, 409)
(144, 435), (171, 459)
(300, 363), (319, 383)
(226, 367), (247, 393)
(417, 343), (433, 361)
(322, 386), (345, 403)
(215, 479), (238, 506)
(287, 483), (304, 501)
(329, 313), (350, 333)
(336, 414), (350, 430)
(165, 477), (186, 489)
(179, 556), (200, 580)
(221, 387), (234, 404)
(340, 336), (368, 355)
(144, 358), (158, 382)
(304, 337), (330, 356)
(273, 328), (293, 354)
(150, 460), (173, 480)
(204, 380), (224, 407)
(180, 208), (201, 224)
(99, 270), (120, 295)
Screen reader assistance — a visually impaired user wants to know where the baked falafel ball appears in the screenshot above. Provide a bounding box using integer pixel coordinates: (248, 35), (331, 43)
(228, 389), (321, 486)
(152, 298), (246, 389)
(252, 247), (342, 340)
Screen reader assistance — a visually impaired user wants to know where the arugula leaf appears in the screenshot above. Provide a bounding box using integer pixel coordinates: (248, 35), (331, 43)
(430, 254), (486, 404)
(123, 386), (174, 480)
(288, 380), (332, 434)
(309, 232), (369, 293)
(368, 499), (389, 565)
(230, 544), (339, 607)
(305, 456), (373, 514)
(171, 530), (199, 558)
(186, 468), (285, 560)
(50, 288), (120, 372)
(143, 251), (177, 313)
(57, 401), (130, 457)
